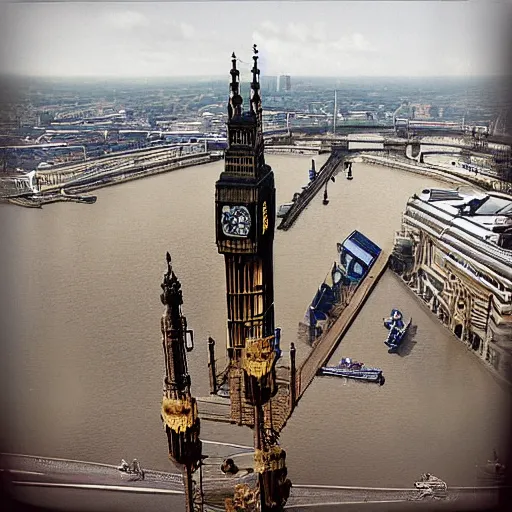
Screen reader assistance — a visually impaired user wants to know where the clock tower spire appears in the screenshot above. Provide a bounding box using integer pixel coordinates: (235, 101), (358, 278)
(228, 52), (243, 120)
(216, 46), (276, 362)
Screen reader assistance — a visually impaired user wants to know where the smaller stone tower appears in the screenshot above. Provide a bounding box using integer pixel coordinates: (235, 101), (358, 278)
(160, 252), (203, 512)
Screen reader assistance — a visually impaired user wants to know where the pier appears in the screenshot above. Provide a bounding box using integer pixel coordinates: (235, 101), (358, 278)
(277, 150), (345, 231)
(196, 250), (389, 433)
(296, 251), (389, 399)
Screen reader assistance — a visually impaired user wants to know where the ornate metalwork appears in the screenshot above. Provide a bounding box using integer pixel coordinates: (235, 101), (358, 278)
(262, 427), (280, 448)
(221, 205), (252, 238)
(225, 484), (260, 512)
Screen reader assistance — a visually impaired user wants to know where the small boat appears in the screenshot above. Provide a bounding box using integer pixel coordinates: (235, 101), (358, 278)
(76, 194), (97, 204)
(479, 449), (507, 478)
(319, 358), (385, 385)
(277, 202), (293, 218)
(413, 473), (448, 499)
(383, 309), (411, 353)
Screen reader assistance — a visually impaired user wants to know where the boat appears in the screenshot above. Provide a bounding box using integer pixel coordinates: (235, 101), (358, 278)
(319, 357), (385, 385)
(277, 202), (293, 218)
(413, 473), (448, 500)
(75, 194), (97, 204)
(383, 309), (411, 352)
(304, 231), (382, 335)
(479, 450), (507, 479)
(60, 188), (97, 204)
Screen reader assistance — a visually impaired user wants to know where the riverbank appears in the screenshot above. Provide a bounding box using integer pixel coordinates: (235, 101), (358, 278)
(389, 270), (512, 390)
(265, 145), (329, 155)
(361, 153), (511, 195)
(3, 152), (218, 208)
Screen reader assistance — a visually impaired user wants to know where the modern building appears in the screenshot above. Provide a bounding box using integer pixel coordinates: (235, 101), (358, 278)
(277, 75), (291, 93)
(411, 104), (431, 119)
(390, 188), (512, 380)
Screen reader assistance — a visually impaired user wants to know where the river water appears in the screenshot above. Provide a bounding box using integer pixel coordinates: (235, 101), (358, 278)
(0, 155), (510, 500)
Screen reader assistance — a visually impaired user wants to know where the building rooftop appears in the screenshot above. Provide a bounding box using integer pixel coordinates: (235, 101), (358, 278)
(412, 188), (512, 254)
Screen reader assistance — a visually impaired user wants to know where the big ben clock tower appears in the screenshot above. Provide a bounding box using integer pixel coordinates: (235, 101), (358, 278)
(215, 46), (276, 367)
(216, 47), (291, 512)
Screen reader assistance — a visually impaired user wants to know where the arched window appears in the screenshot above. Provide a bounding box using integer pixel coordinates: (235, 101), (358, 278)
(499, 231), (512, 250)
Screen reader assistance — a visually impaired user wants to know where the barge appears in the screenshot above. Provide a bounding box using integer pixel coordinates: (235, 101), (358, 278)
(319, 358), (385, 385)
(383, 309), (412, 353)
(304, 230), (382, 339)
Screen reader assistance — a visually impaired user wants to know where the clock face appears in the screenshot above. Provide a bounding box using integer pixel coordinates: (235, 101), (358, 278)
(221, 205), (252, 238)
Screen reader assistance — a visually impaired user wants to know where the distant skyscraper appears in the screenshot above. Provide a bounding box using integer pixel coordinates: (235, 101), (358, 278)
(277, 75), (291, 93)
(261, 75), (277, 93)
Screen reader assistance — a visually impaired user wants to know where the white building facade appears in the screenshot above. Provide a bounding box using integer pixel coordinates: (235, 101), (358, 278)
(390, 188), (512, 380)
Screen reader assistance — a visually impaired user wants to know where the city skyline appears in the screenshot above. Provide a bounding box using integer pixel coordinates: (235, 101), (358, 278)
(0, 1), (511, 78)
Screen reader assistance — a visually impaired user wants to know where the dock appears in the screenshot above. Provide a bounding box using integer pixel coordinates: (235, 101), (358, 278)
(296, 251), (388, 399)
(197, 251), (389, 430)
(277, 151), (345, 231)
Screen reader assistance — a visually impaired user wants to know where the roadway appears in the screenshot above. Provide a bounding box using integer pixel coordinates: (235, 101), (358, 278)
(1, 453), (504, 510)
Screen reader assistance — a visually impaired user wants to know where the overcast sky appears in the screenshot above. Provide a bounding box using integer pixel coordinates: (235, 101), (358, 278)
(0, 1), (510, 78)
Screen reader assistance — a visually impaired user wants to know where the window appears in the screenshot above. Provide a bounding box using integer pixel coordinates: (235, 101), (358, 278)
(499, 232), (512, 250)
(353, 262), (364, 277)
(475, 196), (510, 215)
(486, 346), (501, 370)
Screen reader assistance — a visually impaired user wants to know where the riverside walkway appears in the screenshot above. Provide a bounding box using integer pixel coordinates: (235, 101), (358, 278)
(1, 149), (218, 208)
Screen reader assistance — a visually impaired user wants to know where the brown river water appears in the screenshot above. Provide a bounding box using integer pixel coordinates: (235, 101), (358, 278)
(0, 155), (510, 509)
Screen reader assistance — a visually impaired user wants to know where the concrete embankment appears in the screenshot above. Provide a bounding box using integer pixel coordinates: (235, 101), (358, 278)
(4, 152), (217, 208)
(61, 152), (214, 195)
(361, 153), (511, 195)
(265, 145), (329, 155)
